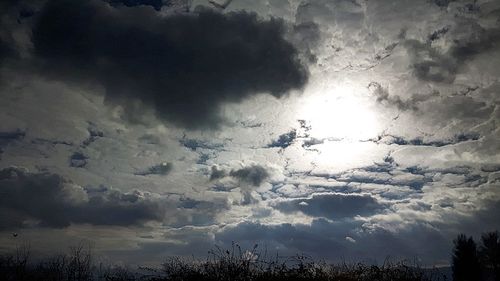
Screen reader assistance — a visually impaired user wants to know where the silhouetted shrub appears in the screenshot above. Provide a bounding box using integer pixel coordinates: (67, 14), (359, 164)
(479, 231), (500, 281)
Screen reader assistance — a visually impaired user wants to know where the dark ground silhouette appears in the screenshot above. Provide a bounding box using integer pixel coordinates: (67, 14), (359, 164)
(0, 243), (448, 281)
(2, 231), (499, 281)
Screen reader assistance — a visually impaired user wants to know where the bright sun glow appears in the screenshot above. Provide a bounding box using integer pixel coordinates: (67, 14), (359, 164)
(298, 84), (380, 141)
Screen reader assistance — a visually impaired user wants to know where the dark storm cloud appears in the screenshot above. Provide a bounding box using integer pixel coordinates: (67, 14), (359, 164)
(230, 165), (269, 186)
(274, 193), (384, 219)
(0, 167), (164, 229)
(31, 0), (308, 129)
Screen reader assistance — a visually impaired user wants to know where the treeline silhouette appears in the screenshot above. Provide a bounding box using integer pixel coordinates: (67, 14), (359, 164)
(452, 231), (500, 281)
(1, 230), (498, 281)
(0, 242), (447, 281)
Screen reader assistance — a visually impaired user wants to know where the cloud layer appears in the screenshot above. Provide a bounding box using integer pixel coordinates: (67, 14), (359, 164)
(0, 0), (499, 267)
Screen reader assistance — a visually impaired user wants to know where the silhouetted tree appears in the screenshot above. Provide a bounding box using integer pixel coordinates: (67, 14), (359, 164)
(479, 231), (500, 281)
(452, 234), (482, 281)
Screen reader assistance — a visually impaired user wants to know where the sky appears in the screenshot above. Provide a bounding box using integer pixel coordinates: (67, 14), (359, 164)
(0, 0), (499, 266)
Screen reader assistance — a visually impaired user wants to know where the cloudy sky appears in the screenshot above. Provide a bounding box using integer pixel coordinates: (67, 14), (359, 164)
(0, 0), (499, 266)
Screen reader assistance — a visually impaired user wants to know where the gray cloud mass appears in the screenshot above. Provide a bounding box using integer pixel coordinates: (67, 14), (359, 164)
(31, 0), (308, 129)
(229, 165), (270, 186)
(0, 167), (165, 229)
(275, 193), (384, 220)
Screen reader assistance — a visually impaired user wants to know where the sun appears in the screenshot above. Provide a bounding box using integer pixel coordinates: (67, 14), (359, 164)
(297, 83), (380, 141)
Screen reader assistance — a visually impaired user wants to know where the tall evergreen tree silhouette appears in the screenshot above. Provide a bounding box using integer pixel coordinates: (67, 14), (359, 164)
(452, 234), (482, 281)
(479, 231), (500, 281)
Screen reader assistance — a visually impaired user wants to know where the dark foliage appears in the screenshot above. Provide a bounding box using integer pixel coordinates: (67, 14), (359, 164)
(452, 234), (482, 281)
(479, 231), (500, 281)
(451, 231), (500, 281)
